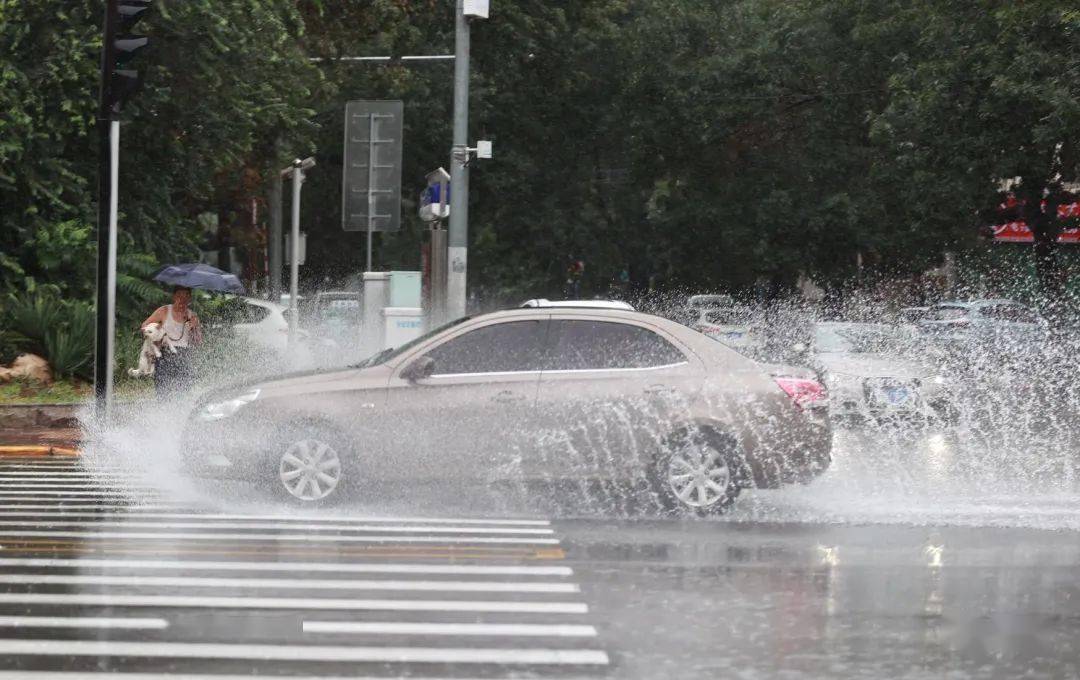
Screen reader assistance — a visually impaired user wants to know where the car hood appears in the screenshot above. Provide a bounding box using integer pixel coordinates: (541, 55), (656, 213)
(198, 365), (380, 403)
(816, 353), (931, 379)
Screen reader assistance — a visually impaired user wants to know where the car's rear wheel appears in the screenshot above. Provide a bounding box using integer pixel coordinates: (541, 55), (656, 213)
(651, 429), (741, 515)
(270, 427), (353, 505)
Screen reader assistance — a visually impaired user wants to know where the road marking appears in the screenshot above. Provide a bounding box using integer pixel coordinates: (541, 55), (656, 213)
(0, 673), (602, 680)
(0, 616), (168, 630)
(0, 483), (157, 490)
(303, 621), (598, 637)
(0, 477), (141, 481)
(0, 557), (574, 576)
(0, 639), (610, 665)
(0, 519), (554, 535)
(0, 539), (566, 561)
(0, 593), (589, 613)
(0, 530), (560, 545)
(0, 573), (579, 593)
(0, 674), (606, 680)
(0, 505), (191, 512)
(0, 491), (159, 497)
(0, 510), (551, 526)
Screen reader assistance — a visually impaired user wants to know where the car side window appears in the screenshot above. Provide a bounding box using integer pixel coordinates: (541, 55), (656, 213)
(546, 320), (686, 370)
(426, 320), (547, 375)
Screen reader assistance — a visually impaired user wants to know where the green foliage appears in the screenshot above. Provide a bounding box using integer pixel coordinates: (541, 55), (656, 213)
(2, 0), (1079, 307)
(42, 300), (94, 379)
(1, 291), (93, 379)
(3, 291), (68, 347)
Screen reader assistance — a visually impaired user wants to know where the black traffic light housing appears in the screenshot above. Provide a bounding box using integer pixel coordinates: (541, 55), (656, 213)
(99, 0), (152, 118)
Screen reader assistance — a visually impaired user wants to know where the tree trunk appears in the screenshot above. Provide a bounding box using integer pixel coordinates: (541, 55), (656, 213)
(1023, 187), (1065, 317)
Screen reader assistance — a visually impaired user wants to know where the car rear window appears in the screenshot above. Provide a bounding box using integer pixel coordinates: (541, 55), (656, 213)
(545, 320), (685, 370)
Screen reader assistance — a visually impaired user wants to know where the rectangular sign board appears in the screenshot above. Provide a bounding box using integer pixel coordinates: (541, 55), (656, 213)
(342, 100), (404, 232)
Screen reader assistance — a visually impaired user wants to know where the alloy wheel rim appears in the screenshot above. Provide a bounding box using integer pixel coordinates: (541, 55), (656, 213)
(667, 442), (730, 508)
(279, 439), (342, 501)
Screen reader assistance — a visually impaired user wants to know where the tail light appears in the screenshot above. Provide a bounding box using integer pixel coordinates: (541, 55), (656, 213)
(773, 377), (828, 410)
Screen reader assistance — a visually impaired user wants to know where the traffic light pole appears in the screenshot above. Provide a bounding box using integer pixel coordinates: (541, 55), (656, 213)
(93, 120), (120, 419)
(93, 0), (119, 419)
(446, 0), (471, 321)
(94, 0), (150, 420)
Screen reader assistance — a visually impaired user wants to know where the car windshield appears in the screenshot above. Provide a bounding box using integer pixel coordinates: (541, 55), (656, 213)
(351, 317), (470, 368)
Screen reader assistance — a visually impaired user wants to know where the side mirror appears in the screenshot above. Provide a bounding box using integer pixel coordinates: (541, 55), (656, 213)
(401, 355), (436, 382)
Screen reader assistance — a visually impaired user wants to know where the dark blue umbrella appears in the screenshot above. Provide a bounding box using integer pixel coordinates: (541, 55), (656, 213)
(153, 263), (246, 295)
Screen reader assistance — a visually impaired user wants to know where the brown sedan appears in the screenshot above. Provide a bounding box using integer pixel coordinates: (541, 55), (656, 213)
(184, 306), (831, 513)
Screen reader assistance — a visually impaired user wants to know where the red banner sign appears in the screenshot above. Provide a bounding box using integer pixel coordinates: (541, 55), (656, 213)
(992, 201), (1080, 244)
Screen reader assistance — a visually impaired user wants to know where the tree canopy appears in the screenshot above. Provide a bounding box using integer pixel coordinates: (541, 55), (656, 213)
(2, 0), (1079, 309)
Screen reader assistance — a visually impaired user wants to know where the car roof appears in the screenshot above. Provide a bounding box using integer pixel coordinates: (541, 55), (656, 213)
(238, 295), (285, 311)
(519, 299), (634, 310)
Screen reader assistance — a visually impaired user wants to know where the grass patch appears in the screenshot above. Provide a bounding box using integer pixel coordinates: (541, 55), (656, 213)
(0, 379), (91, 404)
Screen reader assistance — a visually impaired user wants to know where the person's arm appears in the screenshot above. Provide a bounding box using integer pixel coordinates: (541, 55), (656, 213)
(141, 306), (166, 329)
(188, 312), (203, 346)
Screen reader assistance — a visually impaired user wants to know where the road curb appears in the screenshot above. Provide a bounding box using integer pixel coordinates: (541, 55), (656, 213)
(0, 445), (80, 457)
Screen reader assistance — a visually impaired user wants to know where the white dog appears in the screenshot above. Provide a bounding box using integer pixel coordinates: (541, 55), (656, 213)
(128, 322), (176, 378)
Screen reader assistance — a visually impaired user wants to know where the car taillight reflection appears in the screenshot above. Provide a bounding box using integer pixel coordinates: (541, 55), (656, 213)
(773, 377), (827, 410)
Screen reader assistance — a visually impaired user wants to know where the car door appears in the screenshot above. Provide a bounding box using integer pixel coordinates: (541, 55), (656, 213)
(385, 317), (548, 481)
(529, 316), (703, 482)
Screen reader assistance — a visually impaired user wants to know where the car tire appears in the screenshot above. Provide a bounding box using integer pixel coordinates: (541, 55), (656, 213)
(266, 424), (355, 506)
(649, 428), (741, 515)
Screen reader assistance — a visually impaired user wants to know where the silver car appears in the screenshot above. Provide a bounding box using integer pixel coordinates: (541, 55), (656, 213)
(184, 306), (832, 513)
(813, 322), (953, 427)
(918, 299), (1047, 347)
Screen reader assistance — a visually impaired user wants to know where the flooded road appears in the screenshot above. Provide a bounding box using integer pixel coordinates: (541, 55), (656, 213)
(563, 520), (1080, 680)
(1, 451), (1079, 679)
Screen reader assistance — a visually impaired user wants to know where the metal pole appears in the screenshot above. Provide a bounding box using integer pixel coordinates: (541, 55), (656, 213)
(366, 113), (376, 272)
(104, 119), (118, 408)
(447, 0), (471, 320)
(94, 0), (118, 420)
(430, 227), (448, 327)
(269, 169), (283, 302)
(288, 161), (302, 349)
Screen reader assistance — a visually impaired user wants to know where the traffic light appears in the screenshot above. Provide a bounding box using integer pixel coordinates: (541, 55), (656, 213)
(99, 0), (152, 117)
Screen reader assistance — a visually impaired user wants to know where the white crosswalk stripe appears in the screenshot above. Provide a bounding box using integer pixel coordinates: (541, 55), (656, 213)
(0, 457), (608, 677)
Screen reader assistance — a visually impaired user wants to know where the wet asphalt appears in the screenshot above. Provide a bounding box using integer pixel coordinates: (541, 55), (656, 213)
(0, 455), (1078, 679)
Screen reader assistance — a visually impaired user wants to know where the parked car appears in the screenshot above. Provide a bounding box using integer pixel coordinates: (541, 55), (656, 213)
(204, 296), (332, 369)
(184, 306), (832, 513)
(812, 322), (954, 427)
(918, 299), (1047, 348)
(312, 290), (362, 347)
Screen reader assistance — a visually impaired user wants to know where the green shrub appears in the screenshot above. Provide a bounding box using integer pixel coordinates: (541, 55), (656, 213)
(42, 301), (94, 379)
(3, 290), (66, 350)
(2, 291), (93, 379)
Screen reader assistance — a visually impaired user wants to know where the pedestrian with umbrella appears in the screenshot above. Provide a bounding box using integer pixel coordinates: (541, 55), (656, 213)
(141, 264), (245, 396)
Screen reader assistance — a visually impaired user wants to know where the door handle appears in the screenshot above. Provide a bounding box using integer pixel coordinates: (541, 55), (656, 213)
(492, 390), (527, 403)
(643, 384), (677, 395)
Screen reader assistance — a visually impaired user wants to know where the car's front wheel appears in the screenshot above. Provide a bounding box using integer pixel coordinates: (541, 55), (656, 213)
(271, 428), (352, 505)
(651, 429), (741, 515)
